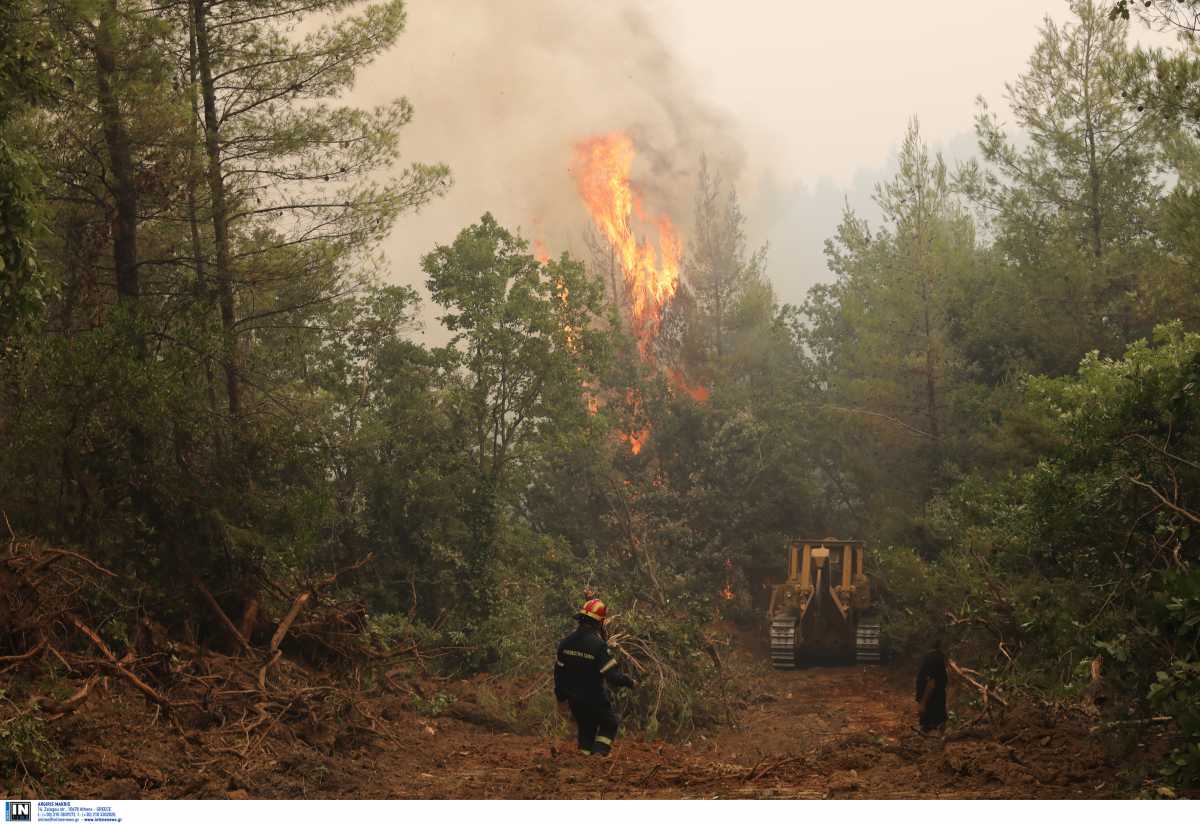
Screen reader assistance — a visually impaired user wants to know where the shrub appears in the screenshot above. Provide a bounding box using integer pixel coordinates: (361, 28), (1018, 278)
(0, 690), (61, 793)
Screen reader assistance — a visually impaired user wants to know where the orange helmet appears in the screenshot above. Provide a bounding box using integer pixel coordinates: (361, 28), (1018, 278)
(579, 598), (607, 623)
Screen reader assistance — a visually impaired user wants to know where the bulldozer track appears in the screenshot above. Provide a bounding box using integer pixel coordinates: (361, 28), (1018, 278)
(855, 622), (881, 663)
(769, 617), (797, 669)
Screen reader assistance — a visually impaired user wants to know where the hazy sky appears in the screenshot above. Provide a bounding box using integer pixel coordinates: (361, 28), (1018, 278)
(346, 0), (1168, 335)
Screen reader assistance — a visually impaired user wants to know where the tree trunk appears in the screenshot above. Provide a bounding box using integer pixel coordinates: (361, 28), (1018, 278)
(185, 6), (224, 453)
(1081, 20), (1104, 261)
(715, 265), (724, 360)
(191, 0), (241, 421)
(94, 2), (158, 511)
(1087, 145), (1103, 260)
(914, 194), (941, 475)
(922, 295), (941, 454)
(94, 4), (140, 320)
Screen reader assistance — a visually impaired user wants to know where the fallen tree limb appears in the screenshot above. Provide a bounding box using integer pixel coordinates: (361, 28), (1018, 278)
(269, 552), (376, 654)
(1089, 716), (1172, 734)
(69, 615), (118, 660)
(0, 638), (46, 665)
(949, 659), (1009, 708)
(194, 578), (253, 654)
(258, 650), (282, 692)
(68, 614), (172, 710)
(747, 755), (803, 782)
(0, 537), (419, 766)
(46, 642), (74, 673)
(270, 592), (311, 654)
(31, 549), (117, 578)
(243, 700), (295, 760)
(31, 674), (100, 720)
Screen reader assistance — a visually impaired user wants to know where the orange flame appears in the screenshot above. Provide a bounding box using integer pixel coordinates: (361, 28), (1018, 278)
(572, 133), (680, 359)
(533, 239), (550, 264)
(666, 367), (710, 403)
(570, 132), (707, 454)
(616, 388), (650, 454)
(554, 274), (579, 354)
(621, 427), (651, 455)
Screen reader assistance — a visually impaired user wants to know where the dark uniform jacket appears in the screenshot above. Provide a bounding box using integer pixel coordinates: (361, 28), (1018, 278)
(554, 625), (634, 706)
(916, 648), (948, 729)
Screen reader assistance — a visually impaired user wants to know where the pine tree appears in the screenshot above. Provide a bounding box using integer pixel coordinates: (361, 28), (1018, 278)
(962, 0), (1167, 370)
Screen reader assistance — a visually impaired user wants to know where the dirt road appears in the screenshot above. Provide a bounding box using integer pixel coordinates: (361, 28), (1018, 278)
(58, 660), (1153, 799)
(358, 665), (1131, 799)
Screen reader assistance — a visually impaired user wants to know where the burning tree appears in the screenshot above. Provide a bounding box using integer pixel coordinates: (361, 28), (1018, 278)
(568, 131), (709, 452)
(571, 132), (683, 361)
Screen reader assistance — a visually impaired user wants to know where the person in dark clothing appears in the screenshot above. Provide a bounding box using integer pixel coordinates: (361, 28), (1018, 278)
(555, 598), (636, 756)
(915, 639), (949, 732)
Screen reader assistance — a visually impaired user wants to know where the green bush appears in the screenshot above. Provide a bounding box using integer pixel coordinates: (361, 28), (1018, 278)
(922, 325), (1200, 786)
(0, 690), (61, 792)
(412, 691), (456, 717)
(870, 544), (946, 657)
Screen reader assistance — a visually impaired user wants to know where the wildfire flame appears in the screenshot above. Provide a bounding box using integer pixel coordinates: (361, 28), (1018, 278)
(569, 131), (708, 453)
(621, 428), (651, 455)
(616, 388), (650, 455)
(667, 366), (710, 403)
(553, 273), (580, 353)
(533, 238), (550, 264)
(571, 133), (681, 359)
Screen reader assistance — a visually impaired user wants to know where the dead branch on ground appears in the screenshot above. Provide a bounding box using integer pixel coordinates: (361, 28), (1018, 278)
(194, 578), (253, 654)
(0, 538), (446, 773)
(948, 659), (1009, 710)
(1088, 715), (1172, 733)
(30, 674), (100, 720)
(68, 614), (173, 711)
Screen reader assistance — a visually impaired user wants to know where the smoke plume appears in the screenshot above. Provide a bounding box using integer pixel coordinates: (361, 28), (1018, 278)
(348, 0), (748, 331)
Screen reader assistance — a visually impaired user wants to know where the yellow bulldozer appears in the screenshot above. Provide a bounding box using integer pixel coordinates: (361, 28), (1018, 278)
(767, 538), (879, 669)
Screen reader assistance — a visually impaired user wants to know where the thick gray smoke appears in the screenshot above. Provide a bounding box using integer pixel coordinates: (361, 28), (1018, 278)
(344, 0), (1169, 330)
(348, 0), (748, 335)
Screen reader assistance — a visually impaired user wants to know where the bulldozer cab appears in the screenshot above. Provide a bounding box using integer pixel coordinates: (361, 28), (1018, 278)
(768, 538), (878, 668)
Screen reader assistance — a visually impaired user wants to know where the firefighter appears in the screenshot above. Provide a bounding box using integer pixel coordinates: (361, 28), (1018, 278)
(554, 598), (636, 756)
(915, 637), (949, 733)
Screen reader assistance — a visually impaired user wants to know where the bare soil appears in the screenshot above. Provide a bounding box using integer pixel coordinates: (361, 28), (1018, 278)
(47, 653), (1172, 800)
